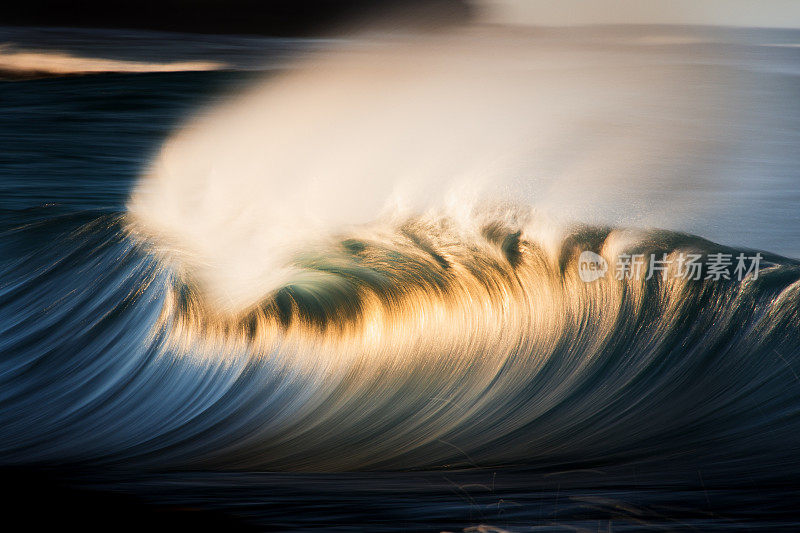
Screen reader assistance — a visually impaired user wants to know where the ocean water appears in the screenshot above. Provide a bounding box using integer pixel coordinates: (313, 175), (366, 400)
(1, 26), (800, 531)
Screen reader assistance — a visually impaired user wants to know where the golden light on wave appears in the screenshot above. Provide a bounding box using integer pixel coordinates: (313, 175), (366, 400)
(0, 45), (226, 76)
(127, 26), (737, 316)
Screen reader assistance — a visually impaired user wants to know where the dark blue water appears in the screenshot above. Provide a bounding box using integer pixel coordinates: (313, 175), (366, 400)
(0, 71), (248, 214)
(2, 27), (800, 531)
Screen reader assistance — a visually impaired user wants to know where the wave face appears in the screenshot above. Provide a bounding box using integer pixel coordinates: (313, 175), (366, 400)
(1, 208), (799, 473)
(2, 28), (800, 478)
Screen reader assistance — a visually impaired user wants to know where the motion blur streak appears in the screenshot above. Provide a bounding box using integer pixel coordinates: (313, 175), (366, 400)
(2, 207), (799, 473)
(0, 46), (225, 77)
(0, 28), (798, 481)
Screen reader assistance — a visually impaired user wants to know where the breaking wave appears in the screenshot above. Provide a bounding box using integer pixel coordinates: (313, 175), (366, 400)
(2, 29), (799, 477)
(1, 208), (799, 473)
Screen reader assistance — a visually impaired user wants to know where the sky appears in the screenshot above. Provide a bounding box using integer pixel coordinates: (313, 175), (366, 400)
(482, 0), (800, 28)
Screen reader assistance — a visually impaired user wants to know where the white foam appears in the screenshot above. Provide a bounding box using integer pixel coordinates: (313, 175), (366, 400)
(128, 28), (735, 311)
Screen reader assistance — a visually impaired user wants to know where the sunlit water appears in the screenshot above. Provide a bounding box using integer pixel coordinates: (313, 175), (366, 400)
(1, 25), (800, 531)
